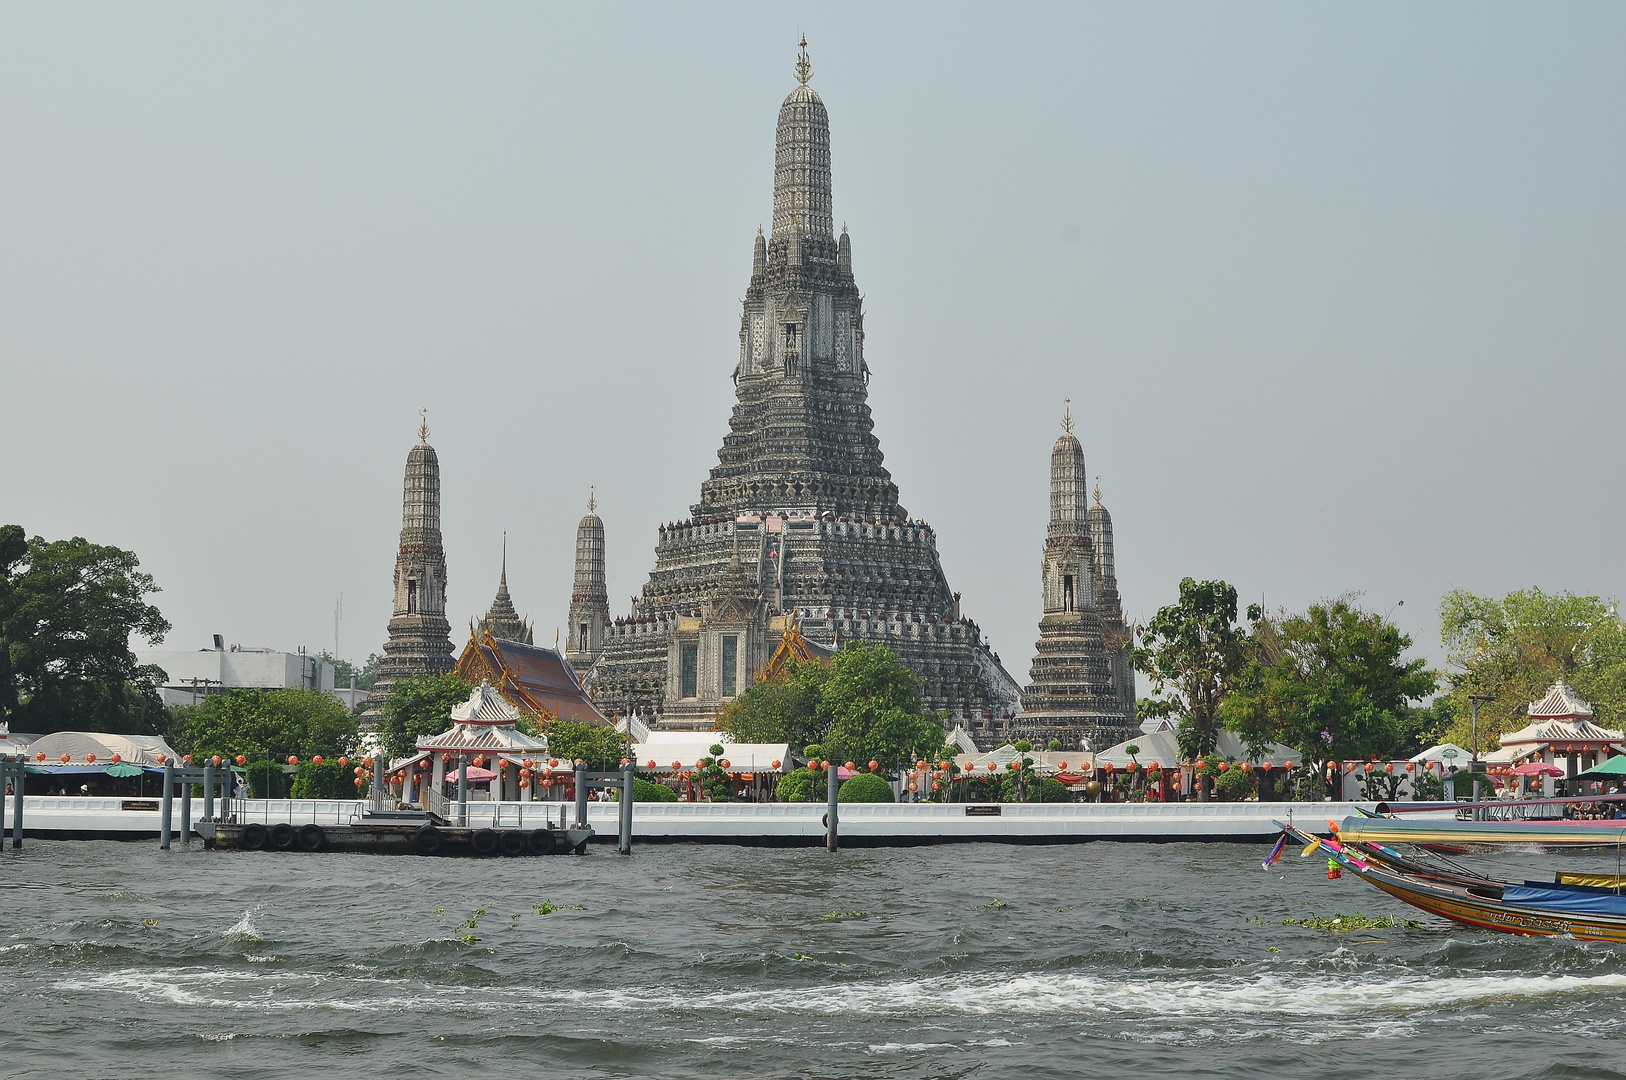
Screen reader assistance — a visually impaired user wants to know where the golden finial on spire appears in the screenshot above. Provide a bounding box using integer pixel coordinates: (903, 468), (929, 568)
(1094, 477), (1103, 507)
(418, 407), (430, 443)
(588, 486), (597, 514)
(794, 35), (813, 86)
(1061, 398), (1074, 435)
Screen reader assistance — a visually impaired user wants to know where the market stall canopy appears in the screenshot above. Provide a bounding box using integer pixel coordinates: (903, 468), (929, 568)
(1577, 756), (1626, 779)
(631, 732), (789, 773)
(953, 746), (1093, 776)
(22, 731), (178, 768)
(1409, 743), (1471, 764)
(1512, 761), (1566, 777)
(1091, 730), (1296, 769)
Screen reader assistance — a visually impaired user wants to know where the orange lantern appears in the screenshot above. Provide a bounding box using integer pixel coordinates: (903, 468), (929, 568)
(1405, 762), (1415, 772)
(647, 760), (657, 769)
(868, 760), (879, 771)
(672, 761), (682, 770)
(312, 755), (324, 766)
(1384, 763), (1394, 774)
(1218, 762), (1230, 773)
(720, 759), (731, 769)
(85, 753), (97, 764)
(337, 756), (349, 768)
(1103, 762), (1114, 774)
(1363, 762), (1375, 773)
(287, 755), (299, 766)
(771, 760), (782, 770)
(844, 761), (855, 771)
(156, 754), (167, 764)
(353, 777), (364, 787)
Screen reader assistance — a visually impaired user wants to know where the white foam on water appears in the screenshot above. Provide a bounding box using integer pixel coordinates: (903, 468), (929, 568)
(220, 906), (263, 943)
(867, 1042), (958, 1053)
(51, 964), (1626, 1028)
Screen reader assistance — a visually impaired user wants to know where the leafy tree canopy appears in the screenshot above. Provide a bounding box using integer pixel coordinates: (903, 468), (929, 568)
(379, 673), (472, 760)
(0, 526), (171, 734)
(168, 687), (358, 762)
(1436, 588), (1626, 749)
(716, 641), (942, 774)
(1132, 578), (1254, 761)
(715, 655), (828, 749)
(1221, 599), (1436, 774)
(545, 720), (627, 770)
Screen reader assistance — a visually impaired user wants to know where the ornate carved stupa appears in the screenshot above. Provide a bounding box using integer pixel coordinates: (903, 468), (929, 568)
(475, 535), (533, 645)
(586, 42), (1022, 733)
(1017, 403), (1135, 748)
(563, 491), (609, 671)
(362, 413), (456, 721)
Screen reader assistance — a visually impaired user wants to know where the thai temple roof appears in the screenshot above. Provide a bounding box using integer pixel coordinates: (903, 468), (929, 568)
(1527, 679), (1595, 721)
(455, 630), (607, 725)
(412, 680), (552, 757)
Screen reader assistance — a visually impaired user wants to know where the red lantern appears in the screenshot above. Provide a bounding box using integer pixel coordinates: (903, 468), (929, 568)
(770, 760), (782, 770)
(1284, 761), (1294, 770)
(1125, 762), (1137, 773)
(1384, 763), (1394, 774)
(720, 759), (731, 769)
(672, 761), (682, 770)
(549, 759), (559, 768)
(1241, 762), (1252, 773)
(931, 780), (942, 791)
(1218, 762), (1230, 773)
(868, 760), (879, 771)
(354, 766), (364, 776)
(908, 782), (918, 792)
(337, 756), (349, 768)
(156, 754), (167, 764)
(35, 753), (45, 761)
(61, 753), (73, 764)
(1058, 761), (1068, 769)
(986, 763), (996, 772)
(1363, 762), (1374, 773)
(85, 753), (97, 764)
(844, 761), (855, 771)
(353, 777), (364, 787)
(574, 758), (584, 766)
(287, 755), (299, 766)
(312, 755), (324, 766)
(519, 779), (530, 789)
(1405, 762), (1415, 772)
(181, 754), (192, 764)
(647, 760), (657, 769)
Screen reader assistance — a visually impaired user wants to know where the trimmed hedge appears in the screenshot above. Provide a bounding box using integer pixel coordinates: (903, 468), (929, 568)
(634, 777), (677, 802)
(290, 761), (345, 799)
(838, 772), (895, 803)
(244, 761), (287, 798)
(776, 767), (817, 803)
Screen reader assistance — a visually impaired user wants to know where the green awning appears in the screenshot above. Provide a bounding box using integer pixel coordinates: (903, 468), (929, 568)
(1576, 756), (1626, 778)
(104, 762), (145, 777)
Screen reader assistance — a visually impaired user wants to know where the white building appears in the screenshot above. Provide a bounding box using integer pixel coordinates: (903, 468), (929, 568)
(137, 638), (337, 707)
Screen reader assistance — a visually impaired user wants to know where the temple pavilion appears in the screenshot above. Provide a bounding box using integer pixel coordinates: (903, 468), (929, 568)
(389, 680), (555, 807)
(1484, 679), (1624, 786)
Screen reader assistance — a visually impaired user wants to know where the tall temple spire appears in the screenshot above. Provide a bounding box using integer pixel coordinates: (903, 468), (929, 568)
(1049, 405), (1088, 531)
(587, 51), (1023, 732)
(363, 419), (456, 721)
(565, 489), (610, 669)
(477, 532), (532, 645)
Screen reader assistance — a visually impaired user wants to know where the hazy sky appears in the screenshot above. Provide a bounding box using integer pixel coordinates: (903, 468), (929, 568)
(2, 4), (1621, 685)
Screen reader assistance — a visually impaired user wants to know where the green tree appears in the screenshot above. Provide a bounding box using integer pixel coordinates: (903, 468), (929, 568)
(1221, 600), (1436, 791)
(0, 527), (171, 734)
(544, 720), (627, 769)
(379, 673), (473, 760)
(819, 641), (941, 773)
(1132, 578), (1254, 797)
(168, 687), (358, 763)
(1436, 588), (1626, 750)
(838, 772), (895, 803)
(715, 655), (829, 748)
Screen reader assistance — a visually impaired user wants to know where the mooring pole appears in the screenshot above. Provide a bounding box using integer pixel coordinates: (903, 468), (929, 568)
(6, 759), (22, 849)
(203, 763), (215, 821)
(160, 763), (174, 850)
(456, 753), (469, 828)
(180, 771), (192, 844)
(372, 751), (386, 811)
(574, 764), (588, 832)
(618, 762), (634, 855)
(826, 762), (839, 853)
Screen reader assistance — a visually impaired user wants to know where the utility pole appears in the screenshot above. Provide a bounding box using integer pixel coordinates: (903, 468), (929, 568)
(1469, 693), (1494, 803)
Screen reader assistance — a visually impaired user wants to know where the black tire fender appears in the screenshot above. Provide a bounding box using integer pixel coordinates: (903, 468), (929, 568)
(240, 823), (267, 850)
(526, 829), (555, 855)
(269, 823), (296, 850)
(297, 824), (326, 852)
(499, 830), (528, 857)
(470, 828), (499, 856)
(414, 825), (443, 855)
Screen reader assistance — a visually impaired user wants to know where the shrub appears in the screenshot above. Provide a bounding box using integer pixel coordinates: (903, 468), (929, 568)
(245, 761), (286, 798)
(777, 767), (817, 803)
(1214, 765), (1257, 801)
(838, 772), (895, 803)
(634, 777), (677, 802)
(1027, 776), (1072, 802)
(290, 761), (345, 799)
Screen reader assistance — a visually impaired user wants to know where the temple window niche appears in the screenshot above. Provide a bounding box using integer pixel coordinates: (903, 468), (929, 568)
(407, 579), (419, 615)
(722, 635), (739, 697)
(680, 643), (699, 699)
(579, 622), (589, 653)
(1063, 574), (1074, 613)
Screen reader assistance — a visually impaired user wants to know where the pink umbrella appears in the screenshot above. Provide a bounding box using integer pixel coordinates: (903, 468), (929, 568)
(450, 766), (497, 782)
(836, 767), (855, 780)
(1512, 761), (1565, 777)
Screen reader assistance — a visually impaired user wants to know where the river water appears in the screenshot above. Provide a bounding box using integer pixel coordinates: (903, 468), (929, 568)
(3, 839), (1625, 1079)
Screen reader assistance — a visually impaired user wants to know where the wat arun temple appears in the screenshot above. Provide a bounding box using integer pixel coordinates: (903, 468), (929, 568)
(364, 44), (1137, 751)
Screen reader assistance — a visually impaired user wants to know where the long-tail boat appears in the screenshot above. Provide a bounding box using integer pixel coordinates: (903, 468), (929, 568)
(1270, 821), (1626, 941)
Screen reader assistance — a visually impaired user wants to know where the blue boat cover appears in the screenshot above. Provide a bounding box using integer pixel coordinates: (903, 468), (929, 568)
(1502, 885), (1626, 917)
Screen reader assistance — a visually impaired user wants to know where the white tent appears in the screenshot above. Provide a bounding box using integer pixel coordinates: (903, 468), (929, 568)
(632, 732), (789, 773)
(23, 731), (179, 767)
(1091, 729), (1297, 769)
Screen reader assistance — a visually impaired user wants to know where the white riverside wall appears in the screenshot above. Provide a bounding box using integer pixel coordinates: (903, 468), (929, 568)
(3, 796), (1381, 844)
